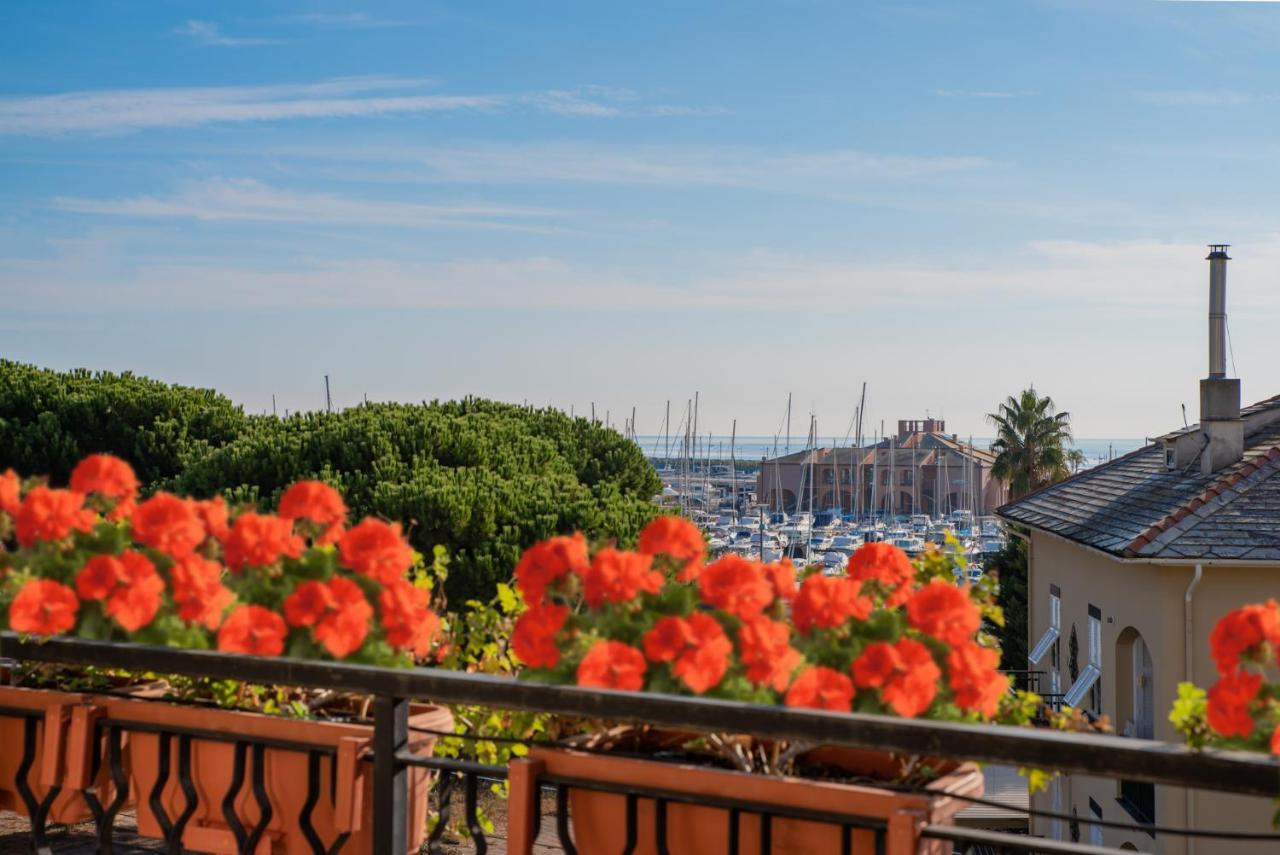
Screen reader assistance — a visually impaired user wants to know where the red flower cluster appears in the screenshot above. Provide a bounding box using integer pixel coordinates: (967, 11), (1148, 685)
(577, 640), (647, 691)
(170, 553), (233, 630)
(512, 603), (568, 668)
(793, 574), (871, 634)
(279, 480), (347, 545)
(853, 638), (940, 717)
(642, 613), (731, 693)
(738, 616), (802, 691)
(15, 487), (95, 547)
(514, 533), (589, 603)
(698, 555), (774, 619)
(1204, 601), (1280, 747)
(906, 579), (980, 646)
(582, 548), (662, 607)
(339, 519), (414, 584)
(74, 551), (164, 632)
(9, 579), (79, 635)
(1206, 670), (1262, 738)
(847, 541), (916, 607)
(637, 515), (705, 581)
(946, 642), (1009, 718)
(222, 511), (303, 572)
(379, 579), (441, 658)
(785, 666), (854, 712)
(70, 454), (138, 520)
(2, 456), (438, 669)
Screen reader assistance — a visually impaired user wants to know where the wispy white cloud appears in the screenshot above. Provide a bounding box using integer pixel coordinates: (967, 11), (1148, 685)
(173, 20), (277, 47)
(0, 79), (718, 135)
(934, 89), (1032, 98)
(53, 178), (570, 233)
(291, 12), (417, 28)
(1133, 89), (1272, 105)
(279, 140), (991, 190)
(11, 235), (1278, 314)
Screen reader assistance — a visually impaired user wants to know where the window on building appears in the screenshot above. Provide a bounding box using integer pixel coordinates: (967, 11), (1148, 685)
(1065, 605), (1103, 710)
(1088, 799), (1104, 847)
(1029, 586), (1061, 666)
(1117, 629), (1156, 826)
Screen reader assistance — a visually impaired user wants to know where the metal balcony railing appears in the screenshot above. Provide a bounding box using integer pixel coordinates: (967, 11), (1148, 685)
(2, 633), (1279, 855)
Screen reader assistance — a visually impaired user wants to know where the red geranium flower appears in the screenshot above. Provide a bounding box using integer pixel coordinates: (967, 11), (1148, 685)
(793, 574), (872, 634)
(311, 577), (372, 658)
(0, 469), (20, 516)
(906, 579), (981, 646)
(637, 516), (705, 581)
(8, 579), (79, 636)
(946, 641), (1009, 718)
(378, 579), (441, 658)
(1271, 724), (1280, 757)
(339, 518), (414, 585)
(852, 638), (939, 717)
(1209, 602), (1280, 676)
(283, 580), (337, 627)
(762, 559), (798, 601)
(514, 533), (590, 603)
(784, 666), (854, 712)
(512, 602), (568, 668)
(278, 480), (348, 545)
(698, 555), (774, 620)
(223, 511), (303, 572)
(217, 605), (287, 656)
(582, 548), (661, 608)
(70, 454), (138, 518)
(194, 497), (230, 542)
(1206, 670), (1262, 738)
(15, 487), (95, 547)
(847, 542), (916, 607)
(643, 615), (693, 663)
(672, 620), (732, 694)
(170, 553), (233, 630)
(738, 616), (803, 692)
(576, 640), (647, 691)
(105, 552), (164, 632)
(130, 493), (206, 558)
(76, 554), (122, 601)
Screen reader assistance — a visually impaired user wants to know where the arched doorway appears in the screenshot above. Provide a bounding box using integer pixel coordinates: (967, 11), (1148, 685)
(1116, 627), (1155, 822)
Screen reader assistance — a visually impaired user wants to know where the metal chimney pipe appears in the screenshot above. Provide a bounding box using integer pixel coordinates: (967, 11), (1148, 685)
(1207, 244), (1230, 379)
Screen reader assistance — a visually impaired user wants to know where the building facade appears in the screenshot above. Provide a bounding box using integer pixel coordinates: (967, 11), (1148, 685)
(756, 419), (1006, 516)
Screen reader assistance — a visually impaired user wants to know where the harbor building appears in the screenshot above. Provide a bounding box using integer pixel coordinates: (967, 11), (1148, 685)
(999, 246), (1280, 852)
(756, 420), (1006, 517)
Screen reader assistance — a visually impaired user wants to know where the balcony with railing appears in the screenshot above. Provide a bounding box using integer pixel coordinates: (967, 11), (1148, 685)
(1, 635), (1278, 855)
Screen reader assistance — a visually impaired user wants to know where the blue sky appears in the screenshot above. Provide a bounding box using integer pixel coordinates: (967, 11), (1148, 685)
(4, 1), (1280, 440)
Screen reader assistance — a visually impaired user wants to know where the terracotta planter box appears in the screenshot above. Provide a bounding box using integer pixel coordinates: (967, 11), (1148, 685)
(507, 735), (983, 855)
(0, 686), (106, 825)
(100, 695), (453, 855)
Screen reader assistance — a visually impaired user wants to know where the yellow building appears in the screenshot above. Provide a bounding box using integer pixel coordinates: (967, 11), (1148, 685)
(998, 246), (1278, 852)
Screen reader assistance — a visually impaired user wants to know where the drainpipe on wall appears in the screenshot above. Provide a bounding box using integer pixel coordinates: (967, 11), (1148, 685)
(1184, 563), (1203, 855)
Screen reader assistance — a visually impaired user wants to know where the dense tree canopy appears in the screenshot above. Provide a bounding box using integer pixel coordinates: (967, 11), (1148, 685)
(1, 363), (660, 603)
(0, 360), (247, 485)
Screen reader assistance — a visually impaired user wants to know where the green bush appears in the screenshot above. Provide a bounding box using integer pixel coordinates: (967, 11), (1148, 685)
(0, 360), (247, 485)
(168, 400), (660, 604)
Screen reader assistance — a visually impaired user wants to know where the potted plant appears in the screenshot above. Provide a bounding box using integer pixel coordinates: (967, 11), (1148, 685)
(504, 517), (1025, 855)
(0, 456), (451, 854)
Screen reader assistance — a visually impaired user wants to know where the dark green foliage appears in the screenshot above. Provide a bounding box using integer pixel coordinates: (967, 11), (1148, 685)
(168, 399), (661, 604)
(988, 532), (1028, 670)
(0, 360), (247, 485)
(2, 363), (661, 605)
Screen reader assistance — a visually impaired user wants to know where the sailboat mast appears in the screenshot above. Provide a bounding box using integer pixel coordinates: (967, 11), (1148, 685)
(730, 419), (738, 520)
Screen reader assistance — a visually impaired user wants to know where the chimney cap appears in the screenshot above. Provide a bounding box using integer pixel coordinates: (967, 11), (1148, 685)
(1207, 244), (1231, 259)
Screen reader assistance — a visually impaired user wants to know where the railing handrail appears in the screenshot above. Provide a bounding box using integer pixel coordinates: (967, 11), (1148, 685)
(4, 632), (1278, 799)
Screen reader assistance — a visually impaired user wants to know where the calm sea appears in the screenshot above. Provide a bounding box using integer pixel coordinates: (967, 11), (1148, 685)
(636, 435), (1146, 465)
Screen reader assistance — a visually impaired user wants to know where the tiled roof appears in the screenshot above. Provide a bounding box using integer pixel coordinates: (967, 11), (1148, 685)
(998, 419), (1280, 561)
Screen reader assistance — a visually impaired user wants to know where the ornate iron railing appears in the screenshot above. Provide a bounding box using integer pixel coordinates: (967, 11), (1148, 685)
(2, 633), (1278, 854)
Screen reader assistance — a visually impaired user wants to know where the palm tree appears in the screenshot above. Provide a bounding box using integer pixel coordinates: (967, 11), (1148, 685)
(1066, 447), (1087, 474)
(986, 388), (1073, 499)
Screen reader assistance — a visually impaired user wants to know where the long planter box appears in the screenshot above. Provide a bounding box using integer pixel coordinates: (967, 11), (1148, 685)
(97, 695), (452, 855)
(507, 736), (983, 855)
(0, 686), (106, 826)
